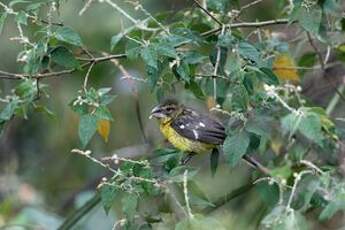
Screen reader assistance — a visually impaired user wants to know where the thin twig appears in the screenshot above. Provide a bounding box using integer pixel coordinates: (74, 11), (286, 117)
(306, 32), (324, 71)
(0, 2), (63, 26)
(183, 170), (194, 219)
(243, 155), (271, 176)
(79, 0), (94, 16)
(103, 0), (138, 24)
(240, 0), (265, 12)
(83, 61), (95, 92)
(325, 84), (345, 115)
(0, 54), (127, 80)
(57, 195), (101, 230)
(192, 0), (223, 26)
(201, 18), (290, 36)
(306, 32), (345, 102)
(286, 170), (313, 209)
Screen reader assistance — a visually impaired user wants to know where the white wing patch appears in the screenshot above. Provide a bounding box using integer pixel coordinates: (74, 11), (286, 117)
(179, 124), (185, 129)
(192, 129), (199, 140)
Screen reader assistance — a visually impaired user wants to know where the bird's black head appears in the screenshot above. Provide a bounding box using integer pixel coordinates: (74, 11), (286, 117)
(149, 98), (182, 120)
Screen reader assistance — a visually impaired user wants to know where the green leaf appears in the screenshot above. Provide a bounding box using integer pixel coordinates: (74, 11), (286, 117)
(15, 11), (28, 25)
(9, 0), (29, 7)
(99, 183), (117, 215)
(299, 112), (324, 146)
(141, 46), (158, 69)
(217, 32), (233, 47)
(50, 46), (80, 69)
(230, 84), (248, 111)
(122, 194), (138, 221)
(291, 4), (322, 34)
(0, 99), (19, 121)
(55, 26), (83, 46)
(298, 52), (317, 68)
(245, 116), (272, 138)
(94, 106), (113, 121)
(207, 0), (229, 13)
(79, 114), (97, 148)
(185, 81), (205, 99)
(168, 166), (198, 182)
(255, 67), (280, 85)
(238, 41), (260, 63)
(146, 64), (160, 89)
(175, 62), (190, 82)
(223, 130), (250, 167)
(110, 33), (123, 50)
(15, 79), (37, 101)
(0, 13), (7, 35)
(319, 193), (345, 221)
(281, 112), (301, 138)
(126, 40), (142, 60)
(183, 51), (207, 64)
(155, 42), (178, 58)
(261, 206), (308, 230)
(256, 182), (279, 207)
(210, 46), (228, 75)
(176, 214), (226, 230)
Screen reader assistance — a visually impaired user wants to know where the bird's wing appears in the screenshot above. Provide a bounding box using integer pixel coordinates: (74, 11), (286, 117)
(171, 109), (226, 145)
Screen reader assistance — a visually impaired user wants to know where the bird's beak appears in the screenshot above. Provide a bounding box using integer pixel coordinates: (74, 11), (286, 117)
(149, 105), (165, 119)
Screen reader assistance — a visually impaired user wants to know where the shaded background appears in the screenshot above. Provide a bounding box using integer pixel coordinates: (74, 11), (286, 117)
(0, 0), (344, 229)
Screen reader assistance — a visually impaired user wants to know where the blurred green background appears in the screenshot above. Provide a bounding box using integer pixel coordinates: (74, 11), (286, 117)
(0, 0), (344, 229)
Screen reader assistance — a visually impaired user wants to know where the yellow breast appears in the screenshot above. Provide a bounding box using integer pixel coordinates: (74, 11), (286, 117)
(159, 121), (214, 154)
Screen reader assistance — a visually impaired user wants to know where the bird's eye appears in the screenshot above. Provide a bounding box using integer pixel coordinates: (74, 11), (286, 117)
(166, 107), (174, 112)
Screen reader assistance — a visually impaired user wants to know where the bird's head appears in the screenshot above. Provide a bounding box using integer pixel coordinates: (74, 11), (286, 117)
(149, 99), (182, 122)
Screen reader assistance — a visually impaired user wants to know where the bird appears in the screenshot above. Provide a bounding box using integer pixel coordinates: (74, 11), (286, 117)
(149, 98), (226, 166)
(149, 99), (265, 174)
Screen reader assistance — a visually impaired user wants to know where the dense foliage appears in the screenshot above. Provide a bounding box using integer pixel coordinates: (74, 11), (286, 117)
(0, 0), (345, 229)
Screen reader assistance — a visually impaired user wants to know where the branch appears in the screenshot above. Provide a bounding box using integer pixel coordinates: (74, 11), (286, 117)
(192, 0), (223, 26)
(239, 0), (265, 12)
(306, 32), (345, 102)
(204, 182), (254, 213)
(0, 54), (127, 80)
(0, 2), (63, 27)
(243, 155), (271, 176)
(57, 194), (101, 230)
(201, 18), (290, 36)
(306, 32), (325, 71)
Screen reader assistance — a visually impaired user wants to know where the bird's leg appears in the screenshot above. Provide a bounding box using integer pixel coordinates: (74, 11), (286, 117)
(180, 152), (196, 165)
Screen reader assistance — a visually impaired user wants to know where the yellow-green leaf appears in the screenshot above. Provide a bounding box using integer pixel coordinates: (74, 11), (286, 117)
(273, 54), (299, 82)
(97, 119), (110, 142)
